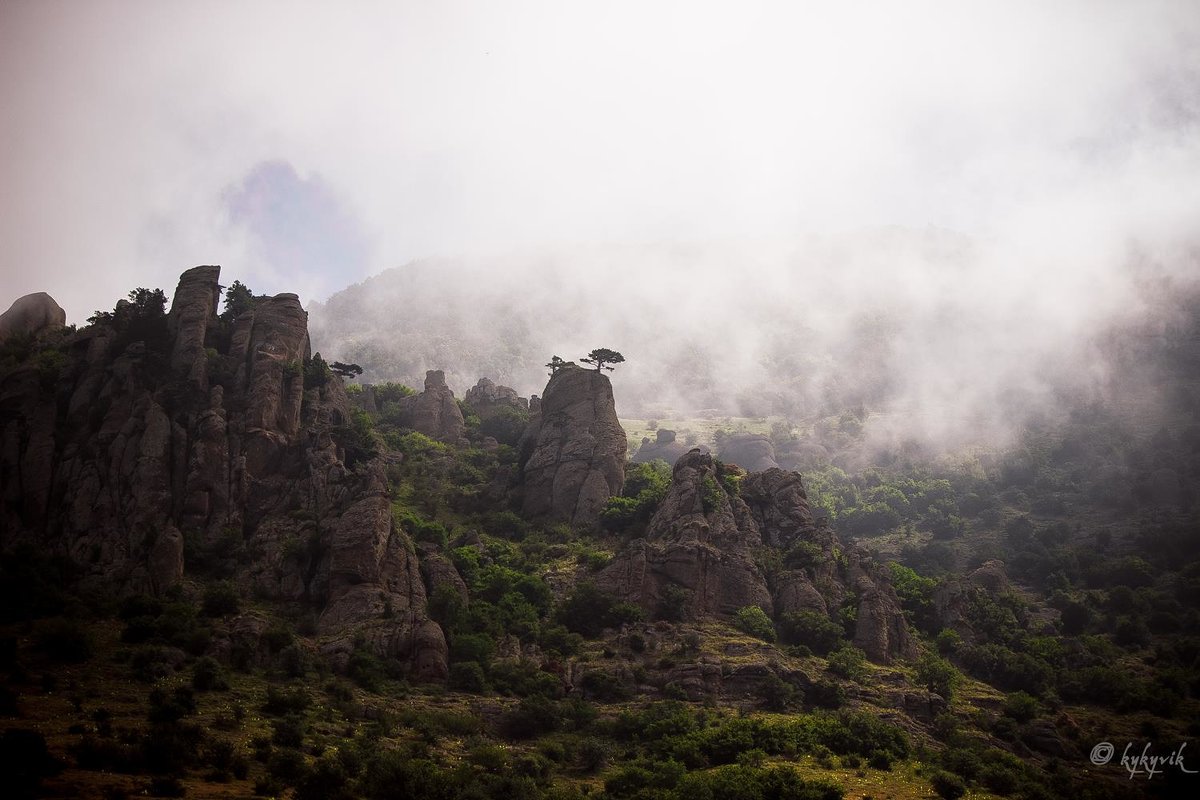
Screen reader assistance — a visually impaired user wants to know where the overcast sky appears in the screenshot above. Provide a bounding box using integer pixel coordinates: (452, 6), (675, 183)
(1, 0), (1198, 324)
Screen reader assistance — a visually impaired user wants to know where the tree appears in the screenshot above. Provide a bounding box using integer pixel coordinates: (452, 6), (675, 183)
(580, 348), (625, 372)
(545, 355), (575, 376)
(221, 280), (256, 321)
(330, 361), (363, 379)
(915, 652), (961, 701)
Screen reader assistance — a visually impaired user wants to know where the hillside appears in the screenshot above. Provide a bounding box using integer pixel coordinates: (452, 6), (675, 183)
(1, 267), (1199, 799)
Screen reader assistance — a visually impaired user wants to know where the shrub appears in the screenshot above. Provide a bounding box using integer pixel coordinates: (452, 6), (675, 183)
(448, 661), (488, 693)
(1002, 691), (1040, 723)
(777, 611), (843, 655)
(262, 686), (310, 716)
(501, 696), (561, 739)
(826, 646), (867, 680)
(734, 606), (776, 642)
(915, 652), (961, 701)
(34, 618), (93, 663)
(931, 770), (967, 799)
(192, 657), (229, 691)
(201, 582), (240, 617)
(557, 582), (644, 638)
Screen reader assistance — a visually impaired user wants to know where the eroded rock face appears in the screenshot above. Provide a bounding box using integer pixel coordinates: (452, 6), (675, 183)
(934, 559), (1017, 644)
(0, 265), (446, 680)
(393, 370), (465, 442)
(166, 265), (221, 385)
(599, 450), (773, 617)
(717, 433), (779, 471)
(463, 377), (528, 416)
(0, 292), (66, 343)
(632, 428), (690, 465)
(600, 451), (916, 664)
(519, 365), (626, 526)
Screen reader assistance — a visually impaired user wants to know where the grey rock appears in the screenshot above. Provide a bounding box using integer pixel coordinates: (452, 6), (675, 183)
(0, 291), (66, 343)
(717, 433), (779, 471)
(519, 365), (626, 526)
(393, 370), (465, 442)
(598, 450), (773, 618)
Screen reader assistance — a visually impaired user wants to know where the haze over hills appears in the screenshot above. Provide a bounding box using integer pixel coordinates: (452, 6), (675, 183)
(310, 230), (1200, 458)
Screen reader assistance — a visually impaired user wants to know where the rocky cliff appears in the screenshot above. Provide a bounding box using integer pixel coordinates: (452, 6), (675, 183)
(600, 451), (916, 663)
(392, 369), (466, 443)
(598, 450), (773, 616)
(0, 266), (447, 679)
(519, 364), (626, 526)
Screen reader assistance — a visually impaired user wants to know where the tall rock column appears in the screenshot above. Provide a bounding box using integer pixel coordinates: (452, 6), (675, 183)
(166, 265), (221, 387)
(519, 364), (626, 527)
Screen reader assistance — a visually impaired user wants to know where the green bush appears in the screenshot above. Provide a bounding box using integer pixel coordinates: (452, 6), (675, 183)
(34, 618), (92, 663)
(930, 770), (967, 799)
(201, 582), (240, 617)
(192, 657), (229, 692)
(777, 611), (843, 655)
(826, 646), (867, 680)
(734, 606), (776, 643)
(448, 661), (488, 693)
(557, 582), (644, 638)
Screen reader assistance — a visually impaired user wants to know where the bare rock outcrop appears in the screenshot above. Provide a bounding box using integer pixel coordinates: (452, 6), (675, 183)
(598, 450), (773, 617)
(740, 466), (915, 664)
(599, 452), (915, 664)
(519, 364), (626, 526)
(393, 370), (465, 442)
(0, 292), (66, 343)
(0, 265), (446, 681)
(632, 428), (690, 465)
(463, 376), (528, 416)
(934, 559), (1017, 644)
(717, 433), (779, 471)
(166, 265), (221, 384)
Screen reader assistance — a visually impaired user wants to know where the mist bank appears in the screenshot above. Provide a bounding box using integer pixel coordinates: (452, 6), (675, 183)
(309, 228), (1199, 455)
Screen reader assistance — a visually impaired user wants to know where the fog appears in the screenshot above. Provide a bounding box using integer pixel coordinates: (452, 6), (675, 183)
(2, 1), (1198, 450)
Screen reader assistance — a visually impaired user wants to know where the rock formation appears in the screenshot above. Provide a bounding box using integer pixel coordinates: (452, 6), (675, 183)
(463, 376), (528, 416)
(0, 266), (446, 679)
(632, 428), (690, 465)
(717, 433), (779, 471)
(934, 559), (1017, 644)
(0, 291), (66, 343)
(600, 452), (916, 663)
(519, 364), (626, 526)
(391, 370), (466, 442)
(598, 450), (773, 617)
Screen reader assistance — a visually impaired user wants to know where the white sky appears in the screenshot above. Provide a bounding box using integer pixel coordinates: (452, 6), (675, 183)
(1, 0), (1198, 323)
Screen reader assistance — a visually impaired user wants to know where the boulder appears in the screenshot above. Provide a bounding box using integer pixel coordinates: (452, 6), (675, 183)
(718, 433), (779, 471)
(393, 370), (465, 442)
(519, 365), (626, 526)
(0, 292), (66, 343)
(632, 428), (690, 465)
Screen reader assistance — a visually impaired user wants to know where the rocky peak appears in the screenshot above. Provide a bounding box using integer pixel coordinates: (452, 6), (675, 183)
(391, 369), (465, 442)
(166, 265), (221, 384)
(519, 364), (626, 526)
(601, 453), (916, 663)
(632, 427), (689, 465)
(0, 266), (447, 680)
(599, 449), (773, 618)
(464, 376), (528, 416)
(718, 433), (779, 471)
(0, 291), (67, 343)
